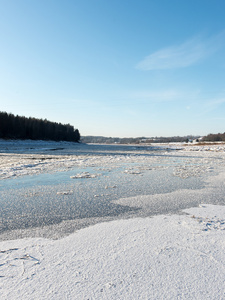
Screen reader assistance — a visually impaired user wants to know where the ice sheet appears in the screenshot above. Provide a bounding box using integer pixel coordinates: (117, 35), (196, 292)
(1, 141), (225, 240)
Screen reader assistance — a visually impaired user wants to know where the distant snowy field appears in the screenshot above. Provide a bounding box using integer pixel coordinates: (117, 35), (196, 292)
(0, 140), (225, 299)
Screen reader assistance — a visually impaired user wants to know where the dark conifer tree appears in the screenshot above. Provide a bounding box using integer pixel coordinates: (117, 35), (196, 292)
(0, 112), (80, 142)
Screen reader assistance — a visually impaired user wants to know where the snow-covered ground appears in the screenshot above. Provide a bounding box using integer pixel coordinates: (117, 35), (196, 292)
(0, 204), (225, 299)
(0, 140), (225, 299)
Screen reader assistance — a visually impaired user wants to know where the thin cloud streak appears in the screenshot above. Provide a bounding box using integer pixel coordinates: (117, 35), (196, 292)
(136, 32), (225, 70)
(204, 97), (225, 113)
(207, 98), (225, 107)
(130, 90), (181, 102)
(195, 97), (225, 117)
(129, 89), (200, 103)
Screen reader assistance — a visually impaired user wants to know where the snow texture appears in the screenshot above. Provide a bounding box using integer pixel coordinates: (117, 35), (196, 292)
(0, 204), (225, 299)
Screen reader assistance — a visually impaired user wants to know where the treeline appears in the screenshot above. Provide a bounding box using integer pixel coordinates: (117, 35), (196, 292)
(81, 136), (141, 144)
(145, 135), (199, 143)
(0, 112), (80, 142)
(81, 135), (200, 144)
(202, 132), (225, 142)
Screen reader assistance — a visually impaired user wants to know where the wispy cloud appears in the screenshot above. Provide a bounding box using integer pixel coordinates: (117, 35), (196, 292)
(204, 97), (225, 112)
(195, 96), (225, 118)
(207, 98), (225, 107)
(130, 89), (180, 102)
(129, 88), (200, 103)
(136, 32), (225, 70)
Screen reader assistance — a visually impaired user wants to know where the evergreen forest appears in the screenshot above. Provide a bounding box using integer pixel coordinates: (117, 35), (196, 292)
(0, 112), (80, 142)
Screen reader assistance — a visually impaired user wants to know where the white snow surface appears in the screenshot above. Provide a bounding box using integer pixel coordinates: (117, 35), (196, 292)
(0, 204), (225, 299)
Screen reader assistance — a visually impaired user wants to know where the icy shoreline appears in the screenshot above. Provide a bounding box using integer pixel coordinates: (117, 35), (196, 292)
(1, 140), (225, 180)
(0, 140), (225, 298)
(1, 141), (225, 239)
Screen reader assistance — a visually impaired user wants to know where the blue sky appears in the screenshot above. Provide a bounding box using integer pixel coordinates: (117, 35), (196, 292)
(1, 0), (225, 138)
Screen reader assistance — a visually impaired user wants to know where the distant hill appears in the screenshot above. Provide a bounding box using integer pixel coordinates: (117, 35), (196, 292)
(202, 132), (225, 142)
(0, 111), (80, 142)
(81, 135), (200, 144)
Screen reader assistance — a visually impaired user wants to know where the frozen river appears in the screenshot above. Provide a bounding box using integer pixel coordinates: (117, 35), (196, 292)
(0, 140), (225, 240)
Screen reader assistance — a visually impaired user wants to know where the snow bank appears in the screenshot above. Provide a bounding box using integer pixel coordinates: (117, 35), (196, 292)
(0, 204), (225, 299)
